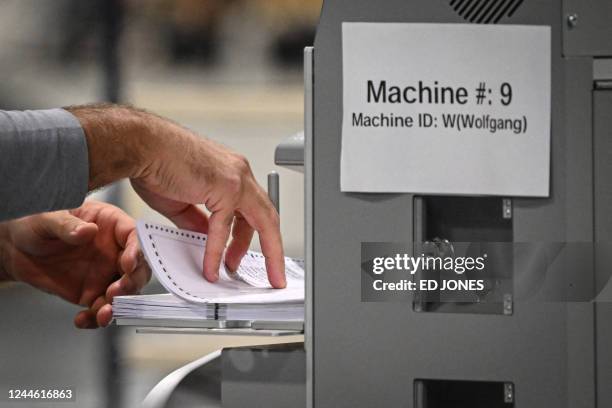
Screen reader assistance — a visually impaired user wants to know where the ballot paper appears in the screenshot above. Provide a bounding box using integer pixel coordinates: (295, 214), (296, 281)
(136, 220), (304, 304)
(112, 293), (304, 322)
(112, 221), (304, 324)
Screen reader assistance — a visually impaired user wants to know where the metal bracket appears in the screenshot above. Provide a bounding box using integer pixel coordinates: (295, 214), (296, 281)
(504, 382), (515, 403)
(502, 198), (512, 219)
(503, 293), (514, 316)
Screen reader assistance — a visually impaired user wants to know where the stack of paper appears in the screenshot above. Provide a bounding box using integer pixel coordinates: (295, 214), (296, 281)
(113, 294), (305, 322)
(112, 221), (305, 326)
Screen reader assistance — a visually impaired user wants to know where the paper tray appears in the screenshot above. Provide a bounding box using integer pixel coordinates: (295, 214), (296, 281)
(114, 318), (304, 337)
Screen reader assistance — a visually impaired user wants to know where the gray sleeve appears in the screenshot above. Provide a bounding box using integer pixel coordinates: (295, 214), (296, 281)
(0, 109), (89, 222)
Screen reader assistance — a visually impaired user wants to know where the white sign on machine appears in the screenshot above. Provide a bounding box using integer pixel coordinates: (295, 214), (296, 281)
(341, 23), (551, 196)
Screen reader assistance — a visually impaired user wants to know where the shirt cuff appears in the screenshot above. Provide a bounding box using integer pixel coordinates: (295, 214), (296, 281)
(54, 108), (90, 209)
(0, 108), (89, 221)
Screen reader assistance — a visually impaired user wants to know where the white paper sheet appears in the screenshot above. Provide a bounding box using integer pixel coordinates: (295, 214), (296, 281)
(341, 23), (551, 196)
(137, 221), (304, 304)
(113, 293), (304, 322)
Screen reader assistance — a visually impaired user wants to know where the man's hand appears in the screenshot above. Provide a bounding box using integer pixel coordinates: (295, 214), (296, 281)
(68, 105), (285, 288)
(0, 200), (150, 328)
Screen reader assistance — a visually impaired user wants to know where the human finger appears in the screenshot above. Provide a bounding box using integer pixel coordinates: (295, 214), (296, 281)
(242, 191), (285, 288)
(119, 230), (140, 276)
(86, 295), (112, 328)
(203, 210), (233, 282)
(96, 304), (113, 327)
(131, 181), (210, 234)
(224, 214), (254, 273)
(167, 204), (210, 234)
(109, 206), (137, 249)
(106, 260), (151, 301)
(74, 309), (98, 329)
(75, 295), (107, 328)
(39, 211), (98, 245)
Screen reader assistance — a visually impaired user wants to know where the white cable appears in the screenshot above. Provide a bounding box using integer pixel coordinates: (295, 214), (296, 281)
(141, 349), (222, 408)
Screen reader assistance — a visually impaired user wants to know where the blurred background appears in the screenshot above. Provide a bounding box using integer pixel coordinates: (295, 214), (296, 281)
(0, 0), (320, 406)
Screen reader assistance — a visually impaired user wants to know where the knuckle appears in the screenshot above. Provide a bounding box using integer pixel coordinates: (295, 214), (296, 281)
(233, 154), (251, 175)
(228, 154), (252, 182)
(217, 154), (256, 203)
(225, 173), (243, 196)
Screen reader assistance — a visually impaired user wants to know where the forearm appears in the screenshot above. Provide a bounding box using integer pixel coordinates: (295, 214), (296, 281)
(65, 104), (157, 191)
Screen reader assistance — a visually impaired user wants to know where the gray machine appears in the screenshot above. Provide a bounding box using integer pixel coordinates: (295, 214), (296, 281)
(301, 0), (612, 407)
(149, 1), (612, 407)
